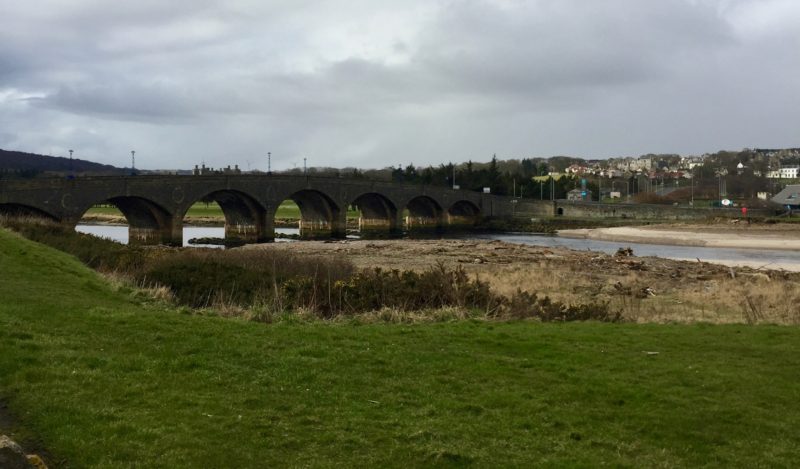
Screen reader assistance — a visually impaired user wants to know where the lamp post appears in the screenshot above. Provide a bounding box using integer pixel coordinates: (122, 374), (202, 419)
(303, 157), (307, 175)
(68, 149), (73, 173)
(267, 152), (271, 175)
(130, 150), (135, 174)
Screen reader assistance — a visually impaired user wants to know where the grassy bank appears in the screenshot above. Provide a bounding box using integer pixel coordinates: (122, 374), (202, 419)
(2, 229), (800, 467)
(1, 218), (615, 320)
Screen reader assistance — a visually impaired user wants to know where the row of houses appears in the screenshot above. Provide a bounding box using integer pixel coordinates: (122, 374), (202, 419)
(564, 164), (692, 180)
(192, 164), (243, 175)
(568, 160), (799, 180)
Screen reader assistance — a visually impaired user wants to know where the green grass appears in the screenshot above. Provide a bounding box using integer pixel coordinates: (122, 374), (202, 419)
(86, 200), (359, 219)
(2, 229), (800, 467)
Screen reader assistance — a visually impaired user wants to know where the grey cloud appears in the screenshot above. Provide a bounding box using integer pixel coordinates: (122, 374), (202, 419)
(418, 1), (736, 94)
(0, 0), (798, 169)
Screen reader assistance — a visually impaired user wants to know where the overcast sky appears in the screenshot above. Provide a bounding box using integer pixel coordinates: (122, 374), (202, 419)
(1, 0), (798, 170)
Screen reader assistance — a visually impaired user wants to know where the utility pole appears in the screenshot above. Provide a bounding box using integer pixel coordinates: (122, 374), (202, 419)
(267, 152), (271, 174)
(303, 157), (307, 175)
(597, 178), (601, 202)
(627, 178), (630, 202)
(68, 149), (73, 174)
(131, 150), (135, 174)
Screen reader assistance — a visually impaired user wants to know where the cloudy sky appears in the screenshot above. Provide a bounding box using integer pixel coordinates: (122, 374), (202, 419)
(1, 0), (798, 170)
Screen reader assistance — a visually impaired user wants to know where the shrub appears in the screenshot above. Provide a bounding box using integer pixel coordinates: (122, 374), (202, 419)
(632, 192), (672, 205)
(139, 249), (354, 309)
(504, 289), (622, 322)
(2, 216), (622, 322)
(318, 263), (500, 317)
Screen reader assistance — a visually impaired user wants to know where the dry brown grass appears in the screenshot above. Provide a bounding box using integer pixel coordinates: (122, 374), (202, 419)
(248, 238), (800, 325)
(475, 261), (800, 324)
(101, 271), (176, 304)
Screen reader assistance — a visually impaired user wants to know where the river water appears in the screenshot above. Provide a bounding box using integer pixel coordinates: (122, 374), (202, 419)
(76, 225), (300, 248)
(75, 224), (800, 271)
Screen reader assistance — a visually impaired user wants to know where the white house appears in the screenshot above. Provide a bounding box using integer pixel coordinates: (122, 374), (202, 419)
(779, 166), (799, 179)
(767, 166), (799, 179)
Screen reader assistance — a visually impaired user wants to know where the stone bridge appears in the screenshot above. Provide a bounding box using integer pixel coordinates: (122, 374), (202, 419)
(0, 174), (517, 245)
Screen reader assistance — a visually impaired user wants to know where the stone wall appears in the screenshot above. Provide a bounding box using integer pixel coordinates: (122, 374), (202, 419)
(507, 200), (556, 218)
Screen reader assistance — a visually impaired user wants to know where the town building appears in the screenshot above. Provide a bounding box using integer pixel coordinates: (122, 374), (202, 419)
(771, 184), (800, 210)
(567, 188), (592, 201)
(766, 166), (799, 179)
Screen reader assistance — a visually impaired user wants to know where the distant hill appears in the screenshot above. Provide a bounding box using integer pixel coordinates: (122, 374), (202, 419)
(0, 149), (125, 175)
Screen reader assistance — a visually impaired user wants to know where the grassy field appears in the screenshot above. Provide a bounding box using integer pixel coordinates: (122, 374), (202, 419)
(86, 200), (360, 219)
(2, 229), (800, 467)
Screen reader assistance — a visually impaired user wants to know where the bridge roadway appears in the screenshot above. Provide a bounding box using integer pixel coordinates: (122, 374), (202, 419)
(0, 174), (519, 245)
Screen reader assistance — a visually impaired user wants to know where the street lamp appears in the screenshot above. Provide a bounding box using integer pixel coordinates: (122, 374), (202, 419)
(131, 150), (135, 174)
(267, 152), (271, 175)
(68, 149), (73, 173)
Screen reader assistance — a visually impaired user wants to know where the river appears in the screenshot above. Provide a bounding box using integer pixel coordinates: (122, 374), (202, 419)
(75, 224), (800, 271)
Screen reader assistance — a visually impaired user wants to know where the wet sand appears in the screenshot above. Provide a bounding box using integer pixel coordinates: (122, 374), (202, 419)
(558, 224), (800, 251)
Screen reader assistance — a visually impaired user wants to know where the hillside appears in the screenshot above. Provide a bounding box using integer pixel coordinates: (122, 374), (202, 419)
(1, 228), (800, 466)
(0, 148), (123, 174)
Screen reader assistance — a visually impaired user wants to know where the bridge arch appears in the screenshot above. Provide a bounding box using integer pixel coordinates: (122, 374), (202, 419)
(186, 190), (268, 244)
(278, 189), (343, 239)
(0, 203), (59, 222)
(77, 196), (177, 245)
(405, 195), (444, 233)
(350, 192), (399, 238)
(447, 200), (481, 228)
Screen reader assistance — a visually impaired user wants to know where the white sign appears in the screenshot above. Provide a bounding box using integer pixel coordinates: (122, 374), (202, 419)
(483, 187), (491, 193)
(721, 199), (731, 206)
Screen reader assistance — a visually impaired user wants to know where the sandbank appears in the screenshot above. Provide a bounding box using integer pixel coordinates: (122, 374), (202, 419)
(558, 225), (800, 251)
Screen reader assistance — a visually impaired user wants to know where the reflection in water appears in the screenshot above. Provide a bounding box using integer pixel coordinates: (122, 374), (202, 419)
(76, 225), (299, 248)
(75, 225), (800, 270)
